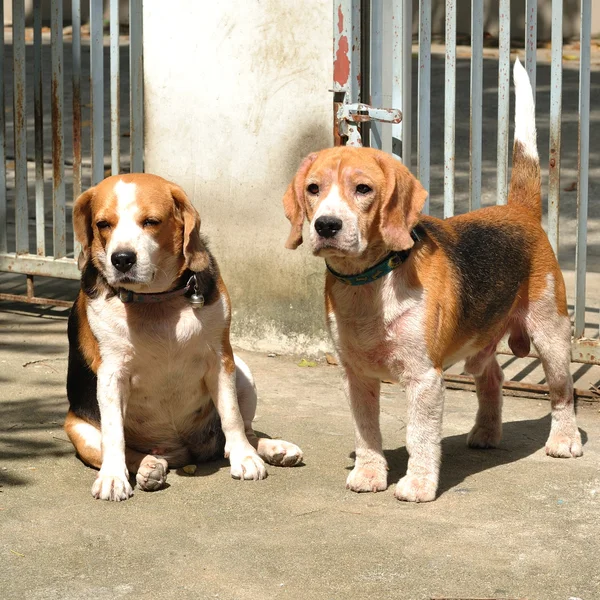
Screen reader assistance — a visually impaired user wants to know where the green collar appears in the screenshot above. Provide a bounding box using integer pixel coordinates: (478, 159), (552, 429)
(326, 229), (421, 286)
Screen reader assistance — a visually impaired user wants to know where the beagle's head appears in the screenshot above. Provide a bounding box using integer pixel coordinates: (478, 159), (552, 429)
(283, 147), (427, 258)
(73, 174), (208, 293)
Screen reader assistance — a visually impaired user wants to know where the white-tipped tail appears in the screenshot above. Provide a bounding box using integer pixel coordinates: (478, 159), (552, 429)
(513, 58), (538, 160)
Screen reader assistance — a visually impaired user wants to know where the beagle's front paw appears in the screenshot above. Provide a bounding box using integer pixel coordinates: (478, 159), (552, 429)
(92, 470), (134, 502)
(394, 474), (437, 503)
(228, 447), (267, 481)
(346, 464), (388, 493)
(136, 456), (169, 492)
(257, 438), (303, 467)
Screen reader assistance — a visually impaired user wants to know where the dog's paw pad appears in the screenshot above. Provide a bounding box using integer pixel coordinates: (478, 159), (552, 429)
(346, 465), (388, 493)
(394, 474), (436, 503)
(91, 472), (134, 502)
(467, 423), (502, 449)
(136, 457), (168, 492)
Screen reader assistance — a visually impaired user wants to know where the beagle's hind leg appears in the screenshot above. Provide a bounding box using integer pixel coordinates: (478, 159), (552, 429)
(234, 355), (304, 467)
(525, 283), (582, 458)
(64, 411), (168, 492)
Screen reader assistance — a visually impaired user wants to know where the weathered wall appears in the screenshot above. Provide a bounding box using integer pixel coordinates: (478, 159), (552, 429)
(143, 0), (333, 355)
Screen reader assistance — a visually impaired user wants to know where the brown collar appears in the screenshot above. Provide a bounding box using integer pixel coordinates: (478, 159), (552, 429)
(117, 273), (204, 307)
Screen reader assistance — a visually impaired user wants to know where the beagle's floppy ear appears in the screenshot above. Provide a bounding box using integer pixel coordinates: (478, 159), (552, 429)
(170, 184), (210, 272)
(282, 152), (318, 249)
(73, 187), (96, 270)
(376, 152), (428, 251)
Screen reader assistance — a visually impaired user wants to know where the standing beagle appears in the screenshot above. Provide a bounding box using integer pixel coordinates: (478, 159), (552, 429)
(66, 173), (302, 501)
(282, 59), (581, 502)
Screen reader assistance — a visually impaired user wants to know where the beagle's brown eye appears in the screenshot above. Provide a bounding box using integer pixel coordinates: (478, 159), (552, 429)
(142, 218), (161, 227)
(356, 184), (372, 195)
(306, 183), (319, 195)
(96, 220), (110, 230)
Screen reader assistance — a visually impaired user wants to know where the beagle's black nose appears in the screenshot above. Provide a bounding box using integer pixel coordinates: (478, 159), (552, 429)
(111, 251), (137, 273)
(314, 216), (343, 239)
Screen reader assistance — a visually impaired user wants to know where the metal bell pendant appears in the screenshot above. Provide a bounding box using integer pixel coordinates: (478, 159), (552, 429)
(189, 292), (205, 308)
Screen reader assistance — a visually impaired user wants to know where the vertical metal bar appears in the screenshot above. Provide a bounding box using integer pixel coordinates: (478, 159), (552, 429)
(90, 0), (104, 184)
(110, 0), (121, 175)
(34, 0), (45, 256)
(525, 0), (537, 94)
(130, 0), (144, 172)
(574, 0), (591, 338)
(0, 1), (7, 254)
(548, 0), (562, 256)
(13, 0), (28, 255)
(469, 0), (483, 211)
(444, 0), (456, 218)
(72, 0), (82, 259)
(496, 0), (510, 205)
(359, 0), (371, 146)
(392, 0), (402, 160)
(417, 0), (431, 211)
(351, 0), (361, 103)
(51, 0), (66, 258)
(370, 0), (383, 150)
(26, 274), (34, 300)
(402, 0), (412, 169)
(72, 0), (82, 201)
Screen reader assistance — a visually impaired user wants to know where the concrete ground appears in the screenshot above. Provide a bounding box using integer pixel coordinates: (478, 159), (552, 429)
(1, 303), (599, 600)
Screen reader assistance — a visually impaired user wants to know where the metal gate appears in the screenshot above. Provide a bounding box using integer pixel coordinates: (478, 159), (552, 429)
(333, 0), (598, 366)
(0, 0), (143, 306)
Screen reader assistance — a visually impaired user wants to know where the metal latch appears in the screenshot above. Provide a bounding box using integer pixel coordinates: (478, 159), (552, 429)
(337, 103), (402, 147)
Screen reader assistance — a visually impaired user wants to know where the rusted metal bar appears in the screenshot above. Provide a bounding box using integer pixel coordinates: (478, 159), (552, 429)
(0, 1), (7, 254)
(130, 0), (144, 173)
(51, 0), (66, 259)
(110, 0), (121, 175)
(333, 1), (352, 94)
(90, 0), (104, 184)
(469, 0), (483, 211)
(359, 0), (371, 146)
(444, 373), (598, 403)
(0, 254), (80, 279)
(417, 0), (431, 212)
(26, 274), (35, 300)
(350, 0), (361, 103)
(574, 0), (591, 339)
(0, 292), (73, 308)
(13, 0), (28, 255)
(547, 0), (562, 256)
(34, 0), (45, 257)
(444, 0), (456, 218)
(496, 0), (510, 206)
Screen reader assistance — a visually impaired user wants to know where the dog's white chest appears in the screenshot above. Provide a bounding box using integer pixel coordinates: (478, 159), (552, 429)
(329, 278), (429, 380)
(87, 296), (224, 410)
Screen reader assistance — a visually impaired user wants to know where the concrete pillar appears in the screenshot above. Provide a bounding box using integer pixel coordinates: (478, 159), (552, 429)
(143, 0), (333, 354)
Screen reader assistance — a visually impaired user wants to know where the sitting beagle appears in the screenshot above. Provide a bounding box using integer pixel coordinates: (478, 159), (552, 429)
(282, 59), (582, 502)
(66, 173), (302, 501)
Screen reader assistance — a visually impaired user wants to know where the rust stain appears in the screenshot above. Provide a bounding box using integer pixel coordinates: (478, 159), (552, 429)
(337, 5), (344, 34)
(51, 78), (63, 191)
(333, 35), (350, 87)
